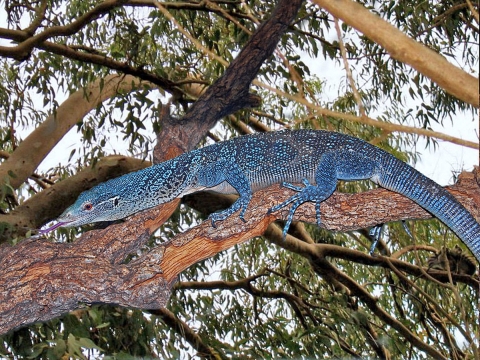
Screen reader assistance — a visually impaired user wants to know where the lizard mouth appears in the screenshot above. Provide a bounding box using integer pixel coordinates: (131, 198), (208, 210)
(37, 221), (71, 235)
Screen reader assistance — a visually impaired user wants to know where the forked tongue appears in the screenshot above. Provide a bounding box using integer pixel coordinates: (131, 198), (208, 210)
(37, 221), (69, 235)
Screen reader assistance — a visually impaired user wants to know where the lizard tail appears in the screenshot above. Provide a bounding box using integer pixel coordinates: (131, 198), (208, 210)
(377, 157), (480, 262)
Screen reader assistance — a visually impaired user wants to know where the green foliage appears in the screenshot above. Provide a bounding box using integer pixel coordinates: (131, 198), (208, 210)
(0, 0), (478, 358)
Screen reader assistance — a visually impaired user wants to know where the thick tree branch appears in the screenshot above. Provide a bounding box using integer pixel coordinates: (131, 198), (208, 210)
(312, 0), (479, 108)
(156, 0), (305, 153)
(1, 169), (478, 334)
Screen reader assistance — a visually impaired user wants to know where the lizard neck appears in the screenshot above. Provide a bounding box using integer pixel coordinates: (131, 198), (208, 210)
(112, 153), (197, 215)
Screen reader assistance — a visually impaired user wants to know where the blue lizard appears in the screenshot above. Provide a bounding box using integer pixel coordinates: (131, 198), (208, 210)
(45, 130), (480, 261)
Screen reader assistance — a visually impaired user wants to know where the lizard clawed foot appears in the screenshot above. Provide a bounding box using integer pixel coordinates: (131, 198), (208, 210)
(268, 179), (314, 213)
(268, 178), (326, 241)
(368, 224), (384, 255)
(208, 194), (251, 228)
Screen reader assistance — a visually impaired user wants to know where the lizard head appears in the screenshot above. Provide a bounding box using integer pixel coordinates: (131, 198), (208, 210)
(55, 182), (126, 228)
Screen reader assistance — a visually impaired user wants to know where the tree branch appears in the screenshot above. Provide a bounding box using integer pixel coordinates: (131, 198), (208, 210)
(312, 0), (479, 108)
(308, 252), (449, 359)
(0, 74), (154, 194)
(0, 1), (247, 91)
(150, 308), (224, 360)
(0, 0), (124, 60)
(1, 169), (478, 334)
(156, 0), (305, 153)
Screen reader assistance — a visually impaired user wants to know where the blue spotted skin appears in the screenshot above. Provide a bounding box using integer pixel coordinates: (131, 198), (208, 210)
(57, 130), (480, 261)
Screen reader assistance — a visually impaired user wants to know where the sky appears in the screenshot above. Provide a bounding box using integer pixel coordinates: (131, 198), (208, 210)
(413, 116), (477, 185)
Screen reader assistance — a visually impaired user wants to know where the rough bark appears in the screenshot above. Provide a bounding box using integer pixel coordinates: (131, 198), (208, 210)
(1, 169), (479, 334)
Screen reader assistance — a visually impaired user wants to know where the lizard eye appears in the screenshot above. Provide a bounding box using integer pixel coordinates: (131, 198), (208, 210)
(83, 202), (94, 211)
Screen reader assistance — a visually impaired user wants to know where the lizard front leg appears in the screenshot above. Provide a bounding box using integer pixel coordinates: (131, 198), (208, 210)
(196, 159), (253, 227)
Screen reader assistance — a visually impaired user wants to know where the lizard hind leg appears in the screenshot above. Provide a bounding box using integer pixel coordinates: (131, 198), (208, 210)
(197, 159), (254, 228)
(269, 153), (338, 240)
(268, 178), (336, 239)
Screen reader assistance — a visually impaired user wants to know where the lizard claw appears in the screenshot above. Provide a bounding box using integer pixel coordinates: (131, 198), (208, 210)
(208, 194), (251, 228)
(210, 217), (217, 228)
